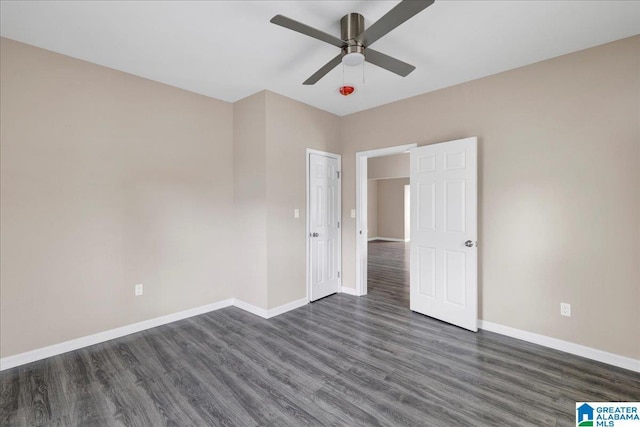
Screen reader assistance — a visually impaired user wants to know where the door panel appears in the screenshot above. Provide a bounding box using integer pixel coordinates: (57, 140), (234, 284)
(410, 137), (478, 331)
(418, 246), (436, 297)
(309, 152), (341, 301)
(417, 182), (436, 231)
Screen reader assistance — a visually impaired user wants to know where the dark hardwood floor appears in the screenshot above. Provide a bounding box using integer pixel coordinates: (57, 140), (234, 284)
(1, 240), (639, 426)
(367, 240), (410, 308)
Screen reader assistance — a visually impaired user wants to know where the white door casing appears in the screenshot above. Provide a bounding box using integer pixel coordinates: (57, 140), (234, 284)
(410, 137), (478, 331)
(307, 150), (341, 301)
(355, 143), (417, 296)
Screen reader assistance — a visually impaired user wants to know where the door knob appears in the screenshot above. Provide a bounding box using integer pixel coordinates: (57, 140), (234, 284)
(311, 232), (319, 237)
(465, 240), (476, 247)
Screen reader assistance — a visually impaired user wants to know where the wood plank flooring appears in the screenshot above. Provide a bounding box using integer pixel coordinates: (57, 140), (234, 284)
(1, 240), (639, 426)
(368, 240), (410, 308)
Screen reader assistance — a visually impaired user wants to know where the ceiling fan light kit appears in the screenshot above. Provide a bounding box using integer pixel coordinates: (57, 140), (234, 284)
(342, 51), (365, 66)
(270, 0), (434, 85)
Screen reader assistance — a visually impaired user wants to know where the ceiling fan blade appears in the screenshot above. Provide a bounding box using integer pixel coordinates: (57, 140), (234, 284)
(303, 54), (343, 85)
(356, 0), (434, 47)
(271, 15), (344, 48)
(365, 49), (415, 77)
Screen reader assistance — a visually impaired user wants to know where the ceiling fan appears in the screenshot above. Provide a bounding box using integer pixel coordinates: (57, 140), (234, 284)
(270, 0), (434, 85)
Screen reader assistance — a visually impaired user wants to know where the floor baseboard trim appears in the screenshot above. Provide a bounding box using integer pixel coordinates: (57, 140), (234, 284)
(232, 299), (269, 318)
(0, 299), (235, 371)
(478, 320), (640, 373)
(340, 286), (358, 296)
(265, 297), (308, 318)
(232, 298), (308, 319)
(8, 303), (635, 373)
(1, 296), (311, 371)
(370, 237), (406, 242)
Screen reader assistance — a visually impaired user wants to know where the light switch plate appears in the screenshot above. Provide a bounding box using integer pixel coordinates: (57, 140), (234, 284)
(350, 209), (356, 218)
(294, 209), (299, 219)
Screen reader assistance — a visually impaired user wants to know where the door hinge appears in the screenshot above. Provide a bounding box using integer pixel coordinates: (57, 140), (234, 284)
(337, 271), (340, 278)
(337, 171), (340, 179)
(337, 221), (340, 228)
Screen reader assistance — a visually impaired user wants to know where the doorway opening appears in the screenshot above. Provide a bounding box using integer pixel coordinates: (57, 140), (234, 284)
(355, 143), (416, 301)
(356, 138), (479, 331)
(366, 155), (411, 307)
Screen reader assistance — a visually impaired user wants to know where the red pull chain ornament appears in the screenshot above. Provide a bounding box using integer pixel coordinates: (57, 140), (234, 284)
(339, 85), (355, 96)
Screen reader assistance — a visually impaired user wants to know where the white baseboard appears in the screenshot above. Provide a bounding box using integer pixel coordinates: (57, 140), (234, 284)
(369, 237), (406, 242)
(0, 298), (234, 371)
(232, 299), (269, 318)
(340, 286), (358, 296)
(265, 297), (308, 318)
(0, 296), (310, 371)
(233, 297), (308, 319)
(478, 320), (640, 373)
(5, 301), (636, 373)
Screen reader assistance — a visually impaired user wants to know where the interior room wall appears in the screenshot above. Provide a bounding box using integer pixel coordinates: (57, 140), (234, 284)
(339, 36), (640, 359)
(368, 154), (409, 240)
(368, 153), (409, 179)
(264, 91), (341, 309)
(233, 91), (268, 309)
(367, 180), (378, 239)
(2, 33), (638, 364)
(0, 38), (235, 358)
(233, 91), (340, 311)
(377, 178), (410, 241)
(0, 37), (340, 358)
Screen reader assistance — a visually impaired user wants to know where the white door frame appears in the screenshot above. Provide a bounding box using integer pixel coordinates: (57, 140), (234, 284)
(355, 143), (417, 296)
(306, 148), (342, 302)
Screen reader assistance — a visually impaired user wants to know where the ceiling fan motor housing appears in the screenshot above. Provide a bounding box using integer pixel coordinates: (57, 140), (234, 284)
(341, 13), (365, 60)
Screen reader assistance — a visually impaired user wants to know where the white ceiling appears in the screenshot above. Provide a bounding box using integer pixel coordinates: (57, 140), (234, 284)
(1, 1), (639, 116)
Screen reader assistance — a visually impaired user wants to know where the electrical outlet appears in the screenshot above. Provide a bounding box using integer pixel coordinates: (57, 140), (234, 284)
(560, 302), (571, 317)
(135, 284), (143, 296)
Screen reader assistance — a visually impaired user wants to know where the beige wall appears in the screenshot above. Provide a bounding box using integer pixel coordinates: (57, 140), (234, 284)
(264, 91), (340, 309)
(377, 178), (410, 240)
(340, 36), (640, 359)
(0, 38), (235, 358)
(0, 38), (340, 357)
(233, 92), (268, 308)
(368, 153), (409, 180)
(367, 180), (378, 239)
(368, 154), (409, 239)
(2, 34), (638, 362)
(233, 91), (340, 310)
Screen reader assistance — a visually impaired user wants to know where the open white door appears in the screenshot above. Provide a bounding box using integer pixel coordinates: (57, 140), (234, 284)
(308, 151), (341, 301)
(410, 137), (478, 331)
